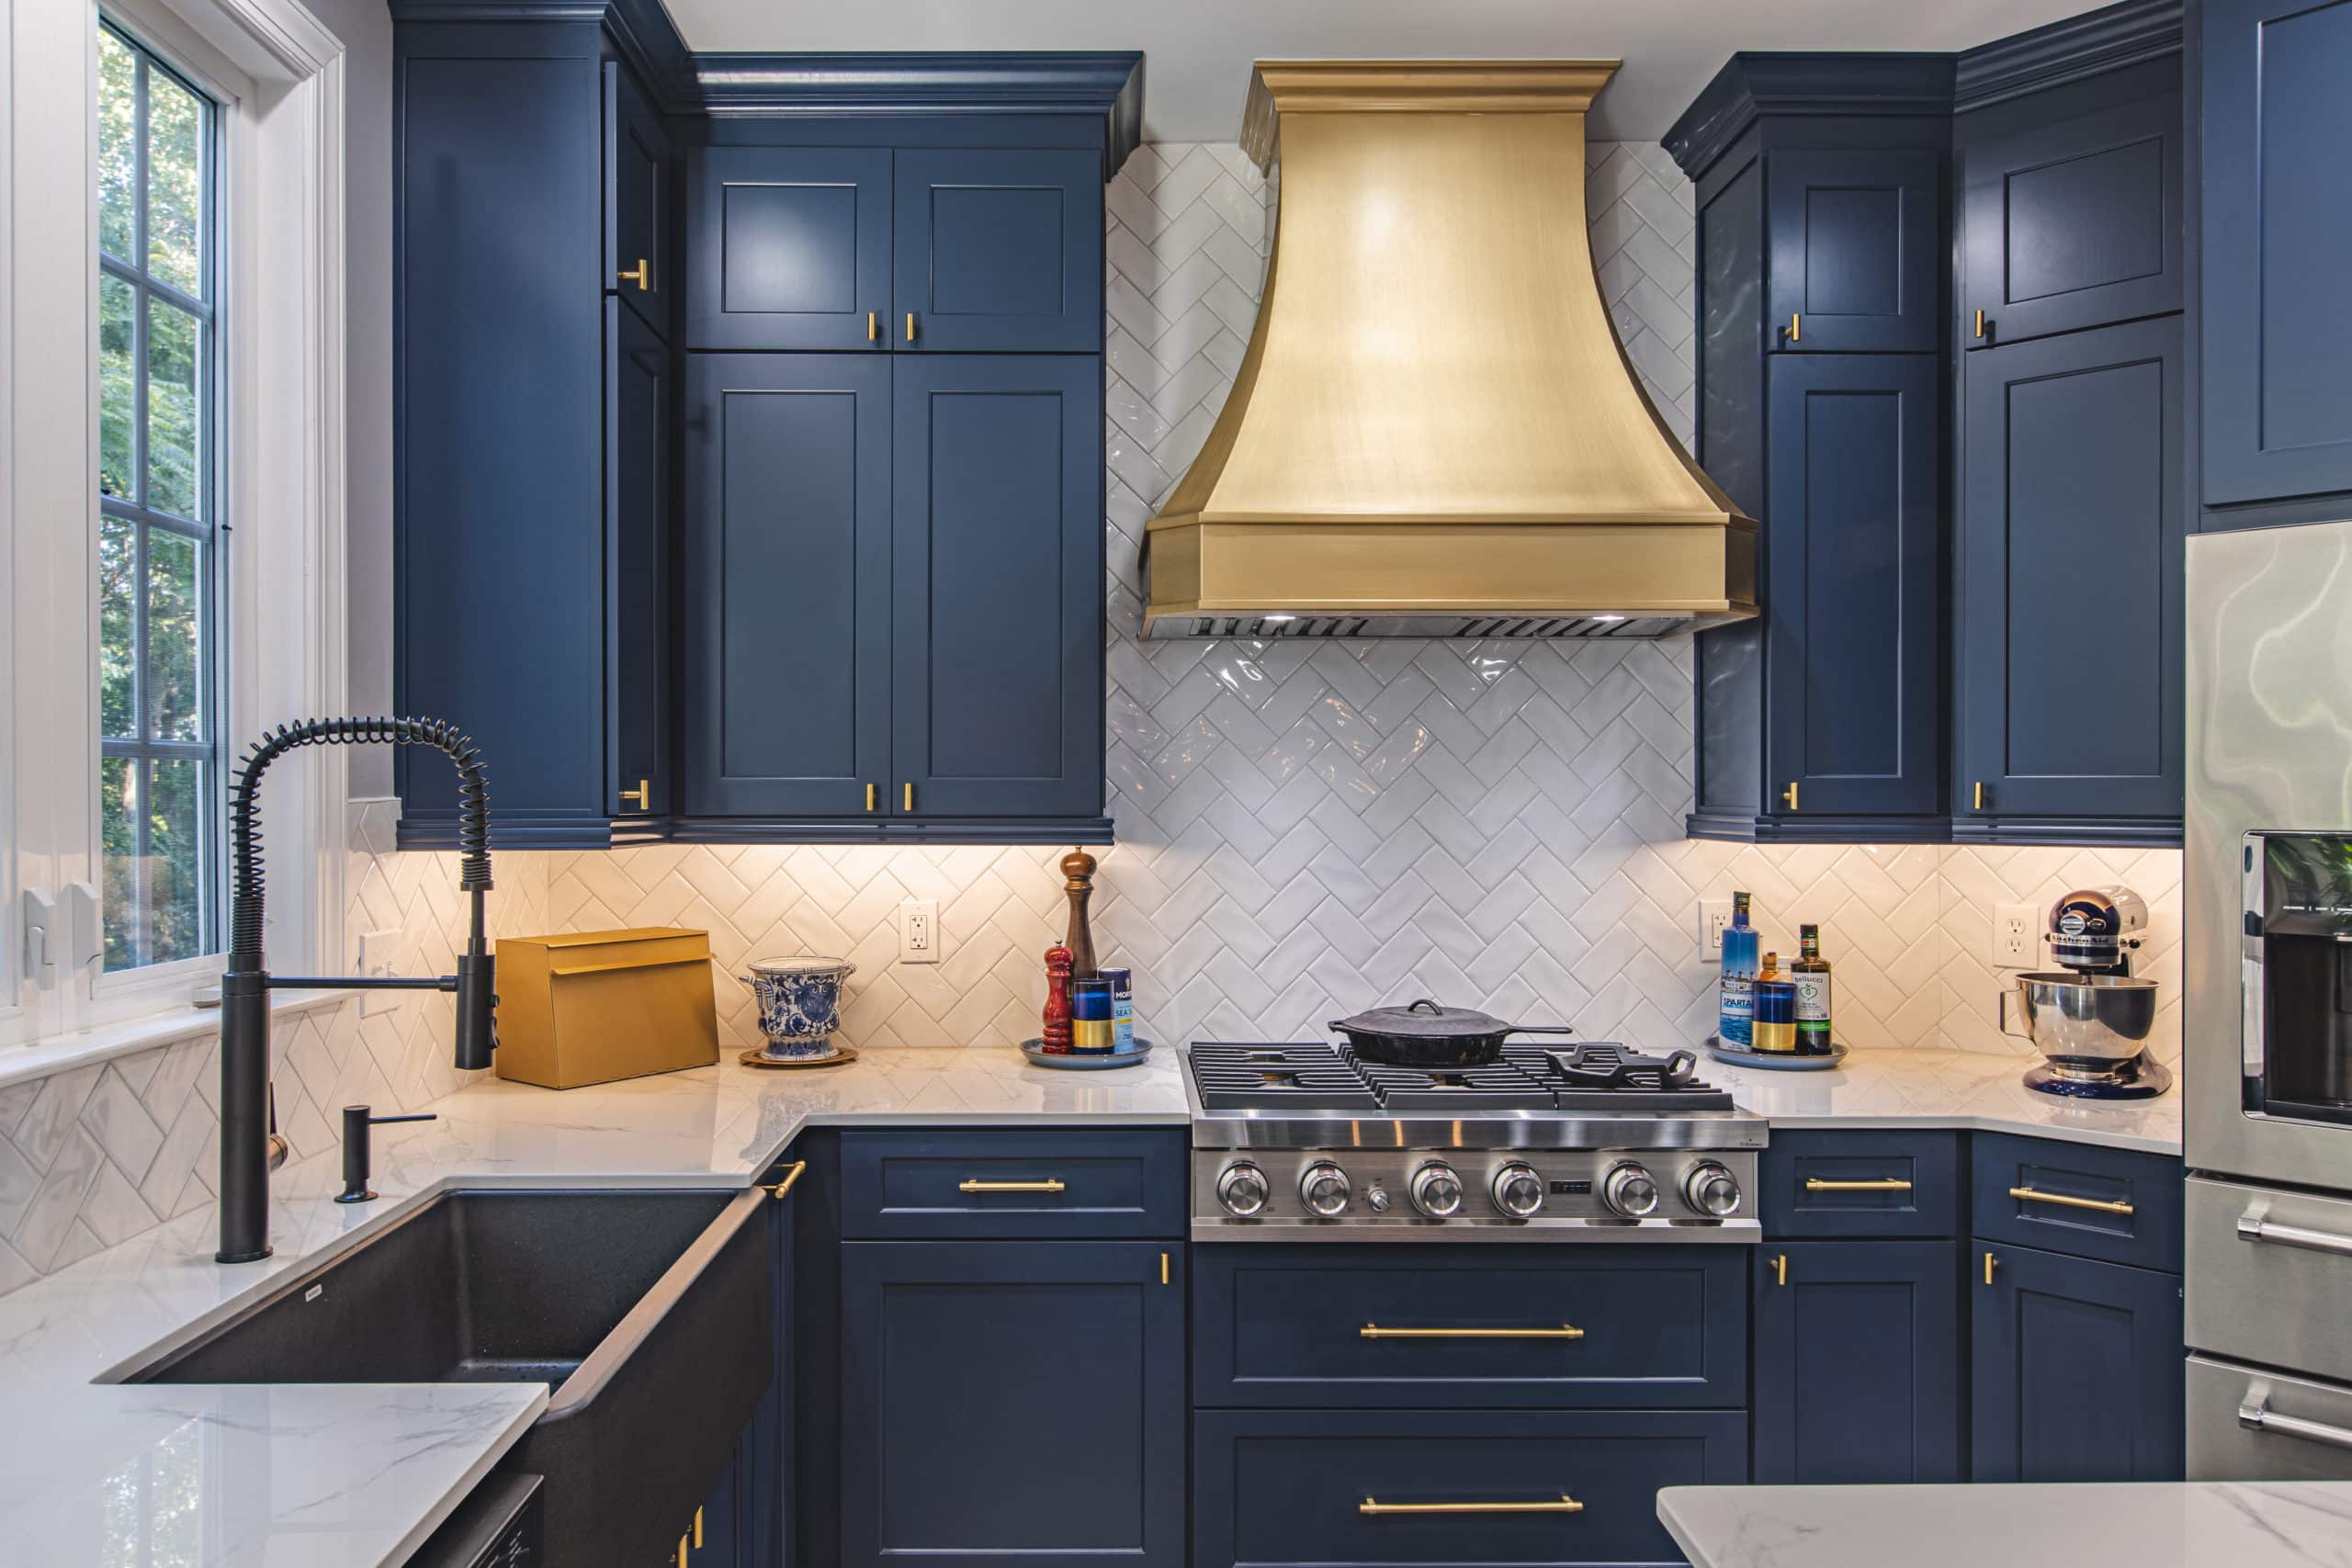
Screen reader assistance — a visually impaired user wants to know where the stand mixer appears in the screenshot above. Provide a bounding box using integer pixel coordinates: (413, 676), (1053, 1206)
(1999, 886), (2173, 1100)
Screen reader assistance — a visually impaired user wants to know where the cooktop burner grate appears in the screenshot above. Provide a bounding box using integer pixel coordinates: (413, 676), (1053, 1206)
(1189, 1043), (1384, 1111)
(1189, 1040), (1736, 1113)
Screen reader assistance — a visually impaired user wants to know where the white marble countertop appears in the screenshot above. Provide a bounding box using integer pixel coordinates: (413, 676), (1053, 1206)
(1659, 1481), (2352, 1567)
(0, 1040), (2176, 1566)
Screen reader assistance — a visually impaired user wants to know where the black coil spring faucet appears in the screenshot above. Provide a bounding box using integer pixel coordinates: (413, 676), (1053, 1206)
(216, 716), (496, 1263)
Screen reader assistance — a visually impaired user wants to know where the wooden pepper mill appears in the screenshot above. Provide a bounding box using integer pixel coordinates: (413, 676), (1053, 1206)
(1060, 848), (1099, 980)
(1041, 945), (1075, 1054)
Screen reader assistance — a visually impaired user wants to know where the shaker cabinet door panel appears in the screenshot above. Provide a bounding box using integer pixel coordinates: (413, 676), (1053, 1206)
(892, 148), (1102, 352)
(1957, 318), (2183, 823)
(606, 300), (671, 820)
(1766, 150), (1941, 354)
(1960, 87), (2181, 349)
(603, 62), (670, 337)
(684, 354), (893, 817)
(2202, 0), (2352, 504)
(1763, 354), (1942, 817)
(890, 355), (1103, 818)
(688, 146), (892, 351)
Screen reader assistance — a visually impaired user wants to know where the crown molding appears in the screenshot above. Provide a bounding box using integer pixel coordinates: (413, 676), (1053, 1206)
(387, 0), (697, 108)
(1662, 52), (1957, 180)
(1955, 0), (2182, 111)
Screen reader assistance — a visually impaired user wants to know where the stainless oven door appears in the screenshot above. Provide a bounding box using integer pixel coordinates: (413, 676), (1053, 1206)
(2187, 521), (2352, 1190)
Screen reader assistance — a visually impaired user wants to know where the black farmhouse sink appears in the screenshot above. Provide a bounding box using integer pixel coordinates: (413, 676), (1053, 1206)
(130, 1188), (774, 1568)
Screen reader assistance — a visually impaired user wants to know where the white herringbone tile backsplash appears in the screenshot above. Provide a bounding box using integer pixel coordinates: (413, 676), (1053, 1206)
(0, 143), (2180, 1298)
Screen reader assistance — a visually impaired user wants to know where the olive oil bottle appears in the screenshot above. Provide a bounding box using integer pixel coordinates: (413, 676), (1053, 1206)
(1793, 924), (1834, 1055)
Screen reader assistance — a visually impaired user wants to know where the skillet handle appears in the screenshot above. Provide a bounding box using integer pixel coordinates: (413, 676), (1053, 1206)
(1502, 1025), (1579, 1037)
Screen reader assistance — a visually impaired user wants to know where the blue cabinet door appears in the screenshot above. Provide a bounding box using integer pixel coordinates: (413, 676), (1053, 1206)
(1762, 354), (1942, 818)
(683, 354), (893, 817)
(1957, 316), (2183, 824)
(606, 300), (671, 821)
(840, 1240), (1184, 1568)
(1960, 86), (2181, 350)
(2202, 0), (2352, 504)
(1971, 1243), (2185, 1482)
(1752, 1242), (1963, 1484)
(892, 148), (1103, 352)
(1767, 150), (1941, 353)
(604, 62), (670, 338)
(891, 355), (1104, 818)
(688, 146), (892, 351)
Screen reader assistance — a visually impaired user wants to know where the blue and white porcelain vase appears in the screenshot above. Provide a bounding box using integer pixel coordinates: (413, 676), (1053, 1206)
(739, 956), (857, 1060)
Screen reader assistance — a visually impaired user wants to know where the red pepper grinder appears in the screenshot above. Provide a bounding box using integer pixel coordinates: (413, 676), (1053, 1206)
(1041, 945), (1076, 1054)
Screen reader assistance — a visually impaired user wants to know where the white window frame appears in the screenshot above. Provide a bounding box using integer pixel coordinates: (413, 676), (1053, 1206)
(1, 0), (346, 1051)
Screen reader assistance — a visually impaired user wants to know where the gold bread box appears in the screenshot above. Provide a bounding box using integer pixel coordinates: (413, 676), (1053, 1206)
(494, 927), (720, 1089)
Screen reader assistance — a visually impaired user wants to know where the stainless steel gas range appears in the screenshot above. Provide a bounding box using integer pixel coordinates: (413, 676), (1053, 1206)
(1180, 1041), (1767, 1242)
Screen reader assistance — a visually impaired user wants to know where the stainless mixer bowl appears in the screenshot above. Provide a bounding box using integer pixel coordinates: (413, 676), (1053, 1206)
(2000, 972), (2159, 1074)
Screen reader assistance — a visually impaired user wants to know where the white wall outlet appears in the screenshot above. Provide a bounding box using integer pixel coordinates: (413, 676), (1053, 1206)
(1994, 904), (2041, 968)
(899, 899), (940, 964)
(356, 930), (402, 1017)
(1699, 899), (1734, 956)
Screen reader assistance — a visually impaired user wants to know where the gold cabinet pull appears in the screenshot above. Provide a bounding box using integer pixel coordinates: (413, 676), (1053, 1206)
(903, 782), (915, 811)
(1363, 1495), (1582, 1517)
(694, 1507), (705, 1549)
(1973, 308), (1987, 340)
(1805, 1177), (1913, 1192)
(618, 258), (650, 290)
(958, 1178), (1065, 1193)
(1984, 1249), (1998, 1286)
(618, 778), (650, 811)
(2009, 1185), (2133, 1216)
(1974, 781), (1986, 811)
(905, 311), (918, 342)
(677, 1530), (689, 1567)
(865, 783), (878, 812)
(1361, 1324), (1584, 1339)
(1160, 1251), (1170, 1285)
(1787, 311), (1801, 343)
(763, 1160), (808, 1201)
(867, 310), (879, 342)
(1781, 782), (1799, 810)
(1772, 1254), (1788, 1287)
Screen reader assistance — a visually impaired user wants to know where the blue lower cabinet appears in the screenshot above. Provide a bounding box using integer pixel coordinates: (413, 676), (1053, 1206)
(840, 1240), (1184, 1568)
(684, 1448), (739, 1567)
(1193, 1244), (1747, 1409)
(1194, 1408), (1746, 1568)
(1752, 1241), (1963, 1483)
(1970, 1241), (2185, 1481)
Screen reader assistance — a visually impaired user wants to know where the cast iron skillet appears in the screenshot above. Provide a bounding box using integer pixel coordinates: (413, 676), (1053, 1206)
(1328, 998), (1577, 1068)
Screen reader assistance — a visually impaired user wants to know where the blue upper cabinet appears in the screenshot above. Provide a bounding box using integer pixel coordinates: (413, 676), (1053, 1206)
(1768, 150), (1943, 353)
(2201, 0), (2352, 513)
(604, 62), (671, 338)
(1763, 355), (1942, 818)
(1956, 316), (2184, 832)
(689, 146), (893, 352)
(894, 149), (1102, 351)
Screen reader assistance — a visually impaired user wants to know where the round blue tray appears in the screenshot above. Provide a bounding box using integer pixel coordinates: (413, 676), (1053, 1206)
(1022, 1038), (1155, 1070)
(1705, 1038), (1849, 1071)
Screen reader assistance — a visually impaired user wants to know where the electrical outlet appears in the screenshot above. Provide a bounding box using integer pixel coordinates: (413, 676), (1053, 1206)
(899, 899), (939, 964)
(1994, 904), (2041, 967)
(356, 930), (401, 1016)
(1699, 899), (1734, 956)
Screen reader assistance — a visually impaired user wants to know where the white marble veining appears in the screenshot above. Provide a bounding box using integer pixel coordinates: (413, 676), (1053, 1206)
(0, 1040), (2172, 1567)
(1659, 1481), (2352, 1568)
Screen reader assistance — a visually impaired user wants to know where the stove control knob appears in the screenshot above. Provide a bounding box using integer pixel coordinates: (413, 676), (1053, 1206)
(1216, 1161), (1270, 1217)
(1682, 1161), (1743, 1219)
(1409, 1162), (1464, 1219)
(1601, 1161), (1661, 1220)
(1365, 1184), (1392, 1213)
(1300, 1161), (1352, 1218)
(1490, 1163), (1545, 1220)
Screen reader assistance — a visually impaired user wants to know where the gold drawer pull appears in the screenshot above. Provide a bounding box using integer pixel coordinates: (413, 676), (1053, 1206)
(2009, 1185), (2133, 1215)
(1361, 1324), (1583, 1340)
(958, 1179), (1065, 1193)
(1805, 1178), (1913, 1192)
(1362, 1495), (1582, 1517)
(763, 1160), (808, 1201)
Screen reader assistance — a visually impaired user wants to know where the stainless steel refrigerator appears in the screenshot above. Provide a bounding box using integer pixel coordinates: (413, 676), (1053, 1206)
(2185, 517), (2352, 1479)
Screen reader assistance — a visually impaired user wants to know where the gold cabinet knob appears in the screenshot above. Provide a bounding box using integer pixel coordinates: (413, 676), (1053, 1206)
(905, 311), (918, 343)
(618, 778), (650, 811)
(1781, 782), (1799, 811)
(1973, 781), (1986, 811)
(617, 258), (650, 290)
(865, 783), (878, 812)
(903, 782), (915, 812)
(867, 310), (879, 343)
(1973, 308), (1988, 340)
(1787, 311), (1801, 343)
(1984, 1250), (1998, 1286)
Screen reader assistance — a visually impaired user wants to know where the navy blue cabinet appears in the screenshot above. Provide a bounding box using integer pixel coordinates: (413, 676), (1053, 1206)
(1762, 355), (1942, 818)
(682, 353), (893, 819)
(2201, 0), (2352, 511)
(1752, 1241), (1964, 1483)
(1970, 1242), (2186, 1481)
(1768, 150), (1943, 354)
(605, 61), (671, 338)
(609, 300), (672, 821)
(1956, 315), (2184, 832)
(840, 1240), (1184, 1568)
(689, 146), (892, 352)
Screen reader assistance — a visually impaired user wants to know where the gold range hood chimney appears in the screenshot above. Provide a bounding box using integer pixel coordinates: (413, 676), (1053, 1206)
(1143, 61), (1758, 640)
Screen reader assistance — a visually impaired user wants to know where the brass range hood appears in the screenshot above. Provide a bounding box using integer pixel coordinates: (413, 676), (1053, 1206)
(1143, 61), (1758, 641)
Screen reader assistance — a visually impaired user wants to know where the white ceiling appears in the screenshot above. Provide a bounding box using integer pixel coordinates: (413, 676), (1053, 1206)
(662, 0), (2109, 142)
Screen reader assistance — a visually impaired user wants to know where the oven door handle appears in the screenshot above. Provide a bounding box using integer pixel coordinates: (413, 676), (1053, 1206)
(2237, 1210), (2352, 1258)
(2240, 1394), (2352, 1452)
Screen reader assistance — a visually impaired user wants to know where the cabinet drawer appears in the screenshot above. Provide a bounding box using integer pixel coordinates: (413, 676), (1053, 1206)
(1972, 1134), (2182, 1270)
(1760, 1131), (1958, 1237)
(1195, 1408), (1746, 1568)
(2188, 1176), (2352, 1385)
(1192, 1244), (1747, 1409)
(839, 1129), (1185, 1239)
(2188, 1354), (2352, 1482)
